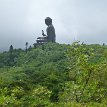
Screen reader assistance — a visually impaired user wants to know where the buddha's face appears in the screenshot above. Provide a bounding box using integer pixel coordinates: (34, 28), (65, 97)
(45, 21), (50, 26)
(45, 17), (52, 26)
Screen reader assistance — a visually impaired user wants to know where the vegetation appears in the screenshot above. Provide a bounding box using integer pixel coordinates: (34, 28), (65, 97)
(0, 42), (107, 107)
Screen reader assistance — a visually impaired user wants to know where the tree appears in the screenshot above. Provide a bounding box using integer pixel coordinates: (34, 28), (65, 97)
(25, 42), (28, 53)
(28, 45), (32, 51)
(59, 41), (107, 103)
(9, 45), (13, 54)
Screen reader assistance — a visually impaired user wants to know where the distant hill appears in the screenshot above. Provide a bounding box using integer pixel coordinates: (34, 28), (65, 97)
(0, 43), (68, 67)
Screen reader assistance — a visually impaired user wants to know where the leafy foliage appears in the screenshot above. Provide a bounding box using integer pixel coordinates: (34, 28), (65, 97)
(0, 42), (107, 106)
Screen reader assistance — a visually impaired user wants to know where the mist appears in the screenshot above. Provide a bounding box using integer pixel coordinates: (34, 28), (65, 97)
(0, 0), (107, 51)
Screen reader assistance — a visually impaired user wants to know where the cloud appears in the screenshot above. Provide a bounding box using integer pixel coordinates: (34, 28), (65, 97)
(0, 0), (107, 51)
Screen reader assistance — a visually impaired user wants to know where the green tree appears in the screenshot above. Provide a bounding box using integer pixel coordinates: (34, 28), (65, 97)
(9, 45), (13, 54)
(25, 42), (28, 53)
(60, 41), (107, 103)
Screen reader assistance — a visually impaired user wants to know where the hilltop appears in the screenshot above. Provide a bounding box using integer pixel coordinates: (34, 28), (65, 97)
(0, 42), (107, 107)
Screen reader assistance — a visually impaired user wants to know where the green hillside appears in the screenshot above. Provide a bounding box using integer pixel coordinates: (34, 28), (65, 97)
(0, 42), (107, 107)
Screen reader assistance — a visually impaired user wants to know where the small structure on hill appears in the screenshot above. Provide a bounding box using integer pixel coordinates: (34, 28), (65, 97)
(34, 17), (56, 46)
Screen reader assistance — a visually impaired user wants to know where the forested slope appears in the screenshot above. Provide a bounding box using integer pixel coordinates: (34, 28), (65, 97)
(0, 42), (107, 107)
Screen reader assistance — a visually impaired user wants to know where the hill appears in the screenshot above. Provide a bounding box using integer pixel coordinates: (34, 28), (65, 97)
(0, 42), (107, 107)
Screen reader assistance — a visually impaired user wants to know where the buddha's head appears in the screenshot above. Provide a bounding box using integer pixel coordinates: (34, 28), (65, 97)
(45, 17), (52, 26)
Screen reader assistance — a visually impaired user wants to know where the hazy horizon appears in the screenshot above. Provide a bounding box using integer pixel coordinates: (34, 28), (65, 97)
(0, 0), (107, 51)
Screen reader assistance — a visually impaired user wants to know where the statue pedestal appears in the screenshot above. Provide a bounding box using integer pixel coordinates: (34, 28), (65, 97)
(36, 37), (47, 44)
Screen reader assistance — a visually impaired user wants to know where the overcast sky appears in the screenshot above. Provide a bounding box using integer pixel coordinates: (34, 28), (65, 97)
(0, 0), (107, 51)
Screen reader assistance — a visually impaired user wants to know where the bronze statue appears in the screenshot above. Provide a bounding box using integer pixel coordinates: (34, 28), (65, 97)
(36, 17), (56, 44)
(42, 17), (56, 42)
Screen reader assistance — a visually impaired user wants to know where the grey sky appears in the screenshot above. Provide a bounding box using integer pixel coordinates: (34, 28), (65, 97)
(0, 0), (107, 51)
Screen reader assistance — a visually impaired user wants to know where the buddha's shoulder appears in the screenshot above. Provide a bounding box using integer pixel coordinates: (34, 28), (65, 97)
(47, 25), (54, 30)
